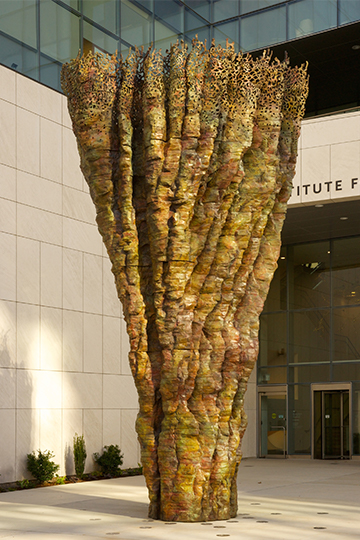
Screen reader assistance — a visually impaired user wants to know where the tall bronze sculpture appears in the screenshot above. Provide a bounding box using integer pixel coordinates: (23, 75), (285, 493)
(61, 40), (308, 522)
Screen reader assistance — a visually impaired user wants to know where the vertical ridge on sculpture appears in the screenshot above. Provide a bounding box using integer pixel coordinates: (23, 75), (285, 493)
(61, 42), (308, 523)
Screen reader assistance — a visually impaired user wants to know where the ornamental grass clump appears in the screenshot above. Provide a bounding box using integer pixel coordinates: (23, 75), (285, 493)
(26, 450), (59, 484)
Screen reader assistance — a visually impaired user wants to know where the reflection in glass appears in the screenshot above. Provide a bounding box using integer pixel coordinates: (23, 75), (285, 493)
(332, 237), (360, 306)
(155, 0), (183, 33)
(0, 0), (37, 49)
(288, 0), (337, 39)
(184, 25), (210, 46)
(213, 21), (239, 52)
(259, 313), (286, 367)
(240, 5), (286, 51)
(258, 366), (286, 385)
(313, 389), (322, 458)
(0, 33), (38, 79)
(61, 0), (80, 10)
(333, 362), (360, 382)
(40, 0), (80, 63)
(333, 307), (360, 362)
(290, 363), (330, 384)
(339, 0), (360, 25)
(290, 310), (330, 364)
(185, 5), (208, 31)
(260, 393), (287, 456)
(288, 384), (311, 454)
(184, 0), (210, 21)
(353, 383), (360, 455)
(324, 391), (349, 458)
(240, 0), (283, 15)
(121, 0), (152, 48)
(213, 0), (240, 23)
(263, 247), (286, 312)
(289, 242), (330, 310)
(155, 19), (180, 53)
(83, 21), (118, 56)
(40, 55), (62, 91)
(83, 0), (118, 35)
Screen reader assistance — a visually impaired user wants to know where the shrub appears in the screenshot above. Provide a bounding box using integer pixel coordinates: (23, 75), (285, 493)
(73, 433), (87, 478)
(26, 450), (59, 484)
(93, 445), (123, 476)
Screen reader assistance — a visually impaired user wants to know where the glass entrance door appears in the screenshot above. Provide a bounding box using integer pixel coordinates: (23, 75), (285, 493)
(314, 390), (350, 459)
(260, 390), (287, 457)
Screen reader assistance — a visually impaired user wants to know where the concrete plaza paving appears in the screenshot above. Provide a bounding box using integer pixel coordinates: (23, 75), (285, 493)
(0, 458), (360, 539)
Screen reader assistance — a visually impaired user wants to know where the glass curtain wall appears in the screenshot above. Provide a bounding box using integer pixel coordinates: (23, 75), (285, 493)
(259, 236), (360, 455)
(0, 1), (359, 92)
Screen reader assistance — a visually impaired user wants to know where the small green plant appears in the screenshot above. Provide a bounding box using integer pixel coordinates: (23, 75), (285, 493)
(73, 433), (87, 478)
(26, 450), (59, 484)
(55, 475), (66, 485)
(17, 479), (30, 489)
(93, 445), (123, 476)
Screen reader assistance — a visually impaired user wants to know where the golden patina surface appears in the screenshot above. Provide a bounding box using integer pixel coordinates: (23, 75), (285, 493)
(61, 41), (308, 522)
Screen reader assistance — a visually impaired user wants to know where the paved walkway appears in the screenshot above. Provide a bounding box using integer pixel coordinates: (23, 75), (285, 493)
(1, 458), (360, 539)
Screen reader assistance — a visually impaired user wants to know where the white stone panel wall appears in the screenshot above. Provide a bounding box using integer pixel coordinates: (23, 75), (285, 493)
(242, 368), (257, 458)
(289, 110), (360, 206)
(0, 64), (140, 483)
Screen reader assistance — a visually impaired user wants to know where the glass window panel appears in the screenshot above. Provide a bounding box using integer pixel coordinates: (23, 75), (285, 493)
(213, 0), (240, 23)
(240, 5), (286, 51)
(333, 307), (360, 362)
(121, 0), (152, 49)
(288, 384), (311, 454)
(339, 0), (360, 25)
(185, 6), (207, 31)
(40, 56), (62, 92)
(290, 364), (330, 384)
(0, 0), (37, 49)
(333, 362), (360, 382)
(184, 0), (210, 21)
(264, 246), (286, 312)
(61, 0), (80, 10)
(155, 1), (183, 33)
(290, 310), (330, 364)
(155, 19), (180, 53)
(288, 0), (337, 40)
(240, 0), (283, 16)
(0, 33), (38, 80)
(260, 393), (287, 456)
(136, 0), (153, 10)
(213, 20), (239, 52)
(259, 313), (287, 367)
(83, 0), (118, 35)
(184, 25), (210, 46)
(40, 0), (80, 63)
(258, 366), (287, 385)
(83, 21), (118, 56)
(289, 242), (330, 310)
(332, 237), (360, 306)
(353, 382), (360, 455)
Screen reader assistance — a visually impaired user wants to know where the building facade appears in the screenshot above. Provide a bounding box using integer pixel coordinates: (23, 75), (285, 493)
(0, 0), (360, 483)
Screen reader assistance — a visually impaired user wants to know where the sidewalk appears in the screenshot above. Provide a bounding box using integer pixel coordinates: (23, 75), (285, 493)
(1, 458), (360, 539)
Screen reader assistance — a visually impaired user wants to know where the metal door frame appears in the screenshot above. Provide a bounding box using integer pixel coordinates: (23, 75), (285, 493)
(311, 383), (352, 459)
(258, 385), (287, 458)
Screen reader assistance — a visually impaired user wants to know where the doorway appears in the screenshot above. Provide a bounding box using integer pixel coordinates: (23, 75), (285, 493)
(313, 384), (351, 459)
(259, 386), (287, 458)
